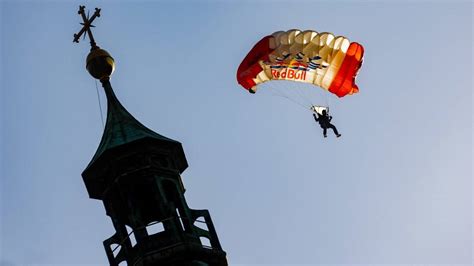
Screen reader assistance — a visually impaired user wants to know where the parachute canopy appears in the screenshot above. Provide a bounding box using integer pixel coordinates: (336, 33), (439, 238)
(237, 29), (364, 98)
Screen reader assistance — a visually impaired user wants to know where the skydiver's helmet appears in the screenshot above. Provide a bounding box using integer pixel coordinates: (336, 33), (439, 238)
(322, 110), (327, 116)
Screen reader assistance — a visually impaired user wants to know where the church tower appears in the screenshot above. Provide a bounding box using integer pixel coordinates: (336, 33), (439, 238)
(74, 6), (228, 265)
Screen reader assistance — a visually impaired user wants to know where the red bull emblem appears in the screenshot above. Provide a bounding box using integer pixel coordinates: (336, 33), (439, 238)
(271, 67), (307, 81)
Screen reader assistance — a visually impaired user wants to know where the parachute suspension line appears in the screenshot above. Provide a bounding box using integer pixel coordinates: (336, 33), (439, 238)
(293, 81), (312, 108)
(299, 82), (313, 106)
(277, 80), (312, 109)
(294, 82), (327, 113)
(265, 83), (310, 111)
(272, 92), (309, 111)
(266, 82), (297, 106)
(301, 83), (320, 112)
(292, 81), (306, 105)
(322, 90), (329, 109)
(265, 83), (287, 103)
(266, 81), (318, 112)
(94, 79), (105, 128)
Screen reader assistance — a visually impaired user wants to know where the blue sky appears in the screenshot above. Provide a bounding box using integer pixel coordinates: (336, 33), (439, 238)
(1, 0), (472, 265)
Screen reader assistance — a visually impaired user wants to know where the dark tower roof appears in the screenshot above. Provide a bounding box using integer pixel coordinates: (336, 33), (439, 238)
(85, 80), (182, 169)
(82, 80), (188, 199)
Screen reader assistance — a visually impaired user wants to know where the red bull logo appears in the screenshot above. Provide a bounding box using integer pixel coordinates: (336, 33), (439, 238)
(271, 67), (307, 81)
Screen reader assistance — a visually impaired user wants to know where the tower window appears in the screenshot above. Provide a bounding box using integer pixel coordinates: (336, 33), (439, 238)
(193, 216), (209, 232)
(146, 221), (164, 235)
(199, 236), (212, 248)
(111, 243), (121, 257)
(125, 225), (137, 247)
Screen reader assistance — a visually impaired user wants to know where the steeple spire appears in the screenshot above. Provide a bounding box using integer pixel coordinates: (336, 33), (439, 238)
(73, 6), (227, 265)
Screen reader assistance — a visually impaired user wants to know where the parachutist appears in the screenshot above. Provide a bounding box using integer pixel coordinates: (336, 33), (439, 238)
(313, 110), (341, 138)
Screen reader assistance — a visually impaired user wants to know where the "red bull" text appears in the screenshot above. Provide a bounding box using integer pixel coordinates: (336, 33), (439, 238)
(271, 68), (307, 81)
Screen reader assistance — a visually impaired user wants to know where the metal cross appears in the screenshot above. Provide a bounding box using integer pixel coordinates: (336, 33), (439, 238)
(73, 5), (101, 48)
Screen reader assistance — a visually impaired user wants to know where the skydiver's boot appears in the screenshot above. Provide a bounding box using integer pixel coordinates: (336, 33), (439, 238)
(336, 134), (341, 138)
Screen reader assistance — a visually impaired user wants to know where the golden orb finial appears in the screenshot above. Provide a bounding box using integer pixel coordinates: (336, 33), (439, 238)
(86, 47), (115, 81)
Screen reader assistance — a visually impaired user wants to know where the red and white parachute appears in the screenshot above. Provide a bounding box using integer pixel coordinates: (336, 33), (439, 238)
(237, 29), (364, 98)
